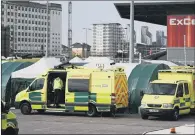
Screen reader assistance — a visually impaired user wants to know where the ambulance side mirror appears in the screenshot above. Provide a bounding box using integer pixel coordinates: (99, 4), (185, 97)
(4, 103), (10, 113)
(140, 91), (144, 97)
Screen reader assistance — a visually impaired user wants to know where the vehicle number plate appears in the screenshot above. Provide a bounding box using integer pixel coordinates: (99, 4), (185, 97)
(149, 109), (159, 112)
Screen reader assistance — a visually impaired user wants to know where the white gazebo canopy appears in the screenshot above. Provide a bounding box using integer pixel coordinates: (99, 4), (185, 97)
(69, 56), (84, 63)
(83, 57), (112, 63)
(12, 57), (62, 79)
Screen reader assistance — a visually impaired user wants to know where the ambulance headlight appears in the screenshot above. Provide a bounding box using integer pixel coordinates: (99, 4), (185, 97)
(163, 103), (173, 108)
(141, 103), (146, 107)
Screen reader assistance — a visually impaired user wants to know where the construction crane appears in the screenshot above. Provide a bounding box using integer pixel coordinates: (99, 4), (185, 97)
(68, 1), (72, 60)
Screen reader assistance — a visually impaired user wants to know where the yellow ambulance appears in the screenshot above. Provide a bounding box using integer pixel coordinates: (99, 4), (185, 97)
(15, 66), (128, 117)
(1, 101), (19, 135)
(139, 68), (195, 120)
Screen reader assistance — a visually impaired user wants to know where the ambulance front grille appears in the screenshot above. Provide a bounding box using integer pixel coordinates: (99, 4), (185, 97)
(147, 104), (162, 108)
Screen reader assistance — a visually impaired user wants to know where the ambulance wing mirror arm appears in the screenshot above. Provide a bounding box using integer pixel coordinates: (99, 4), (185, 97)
(27, 86), (32, 92)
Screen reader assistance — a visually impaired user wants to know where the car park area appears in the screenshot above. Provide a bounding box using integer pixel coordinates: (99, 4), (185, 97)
(12, 109), (195, 134)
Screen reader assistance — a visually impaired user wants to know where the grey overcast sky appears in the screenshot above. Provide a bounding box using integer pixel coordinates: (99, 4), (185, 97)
(40, 1), (167, 46)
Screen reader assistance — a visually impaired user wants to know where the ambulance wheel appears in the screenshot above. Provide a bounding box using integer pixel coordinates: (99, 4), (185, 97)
(171, 108), (179, 121)
(4, 127), (17, 135)
(86, 104), (97, 117)
(37, 109), (45, 114)
(20, 103), (32, 115)
(141, 114), (148, 120)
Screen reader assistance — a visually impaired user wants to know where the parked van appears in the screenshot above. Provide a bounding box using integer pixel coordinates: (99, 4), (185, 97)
(139, 68), (195, 120)
(1, 101), (19, 135)
(15, 66), (128, 117)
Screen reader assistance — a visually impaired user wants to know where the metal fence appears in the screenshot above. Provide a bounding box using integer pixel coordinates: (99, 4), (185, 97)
(170, 60), (195, 66)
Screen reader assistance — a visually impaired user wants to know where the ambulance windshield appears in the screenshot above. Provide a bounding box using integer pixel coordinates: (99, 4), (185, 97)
(146, 83), (177, 95)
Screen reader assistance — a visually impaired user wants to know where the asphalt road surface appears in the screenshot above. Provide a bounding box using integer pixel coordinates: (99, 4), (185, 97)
(12, 109), (195, 134)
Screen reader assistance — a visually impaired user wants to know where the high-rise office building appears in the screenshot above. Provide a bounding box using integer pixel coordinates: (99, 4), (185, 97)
(91, 23), (124, 57)
(141, 26), (152, 45)
(1, 1), (62, 56)
(156, 30), (167, 46)
(1, 25), (11, 57)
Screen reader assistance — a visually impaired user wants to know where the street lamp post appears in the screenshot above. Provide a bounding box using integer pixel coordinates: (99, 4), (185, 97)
(83, 28), (91, 58)
(123, 28), (128, 63)
(129, 1), (134, 63)
(46, 0), (49, 57)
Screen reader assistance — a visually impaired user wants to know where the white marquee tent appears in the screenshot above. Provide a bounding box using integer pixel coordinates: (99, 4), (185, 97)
(12, 57), (62, 79)
(142, 60), (178, 67)
(69, 57), (84, 63)
(83, 57), (113, 63)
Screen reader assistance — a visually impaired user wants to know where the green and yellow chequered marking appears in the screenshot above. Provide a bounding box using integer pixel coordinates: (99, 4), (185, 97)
(66, 92), (89, 111)
(1, 114), (7, 130)
(174, 99), (191, 110)
(7, 118), (18, 128)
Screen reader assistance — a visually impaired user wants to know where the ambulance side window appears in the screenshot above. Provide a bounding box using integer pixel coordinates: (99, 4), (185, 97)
(30, 80), (37, 91)
(184, 83), (189, 95)
(176, 84), (184, 97)
(36, 79), (45, 90)
(30, 78), (45, 91)
(68, 79), (89, 92)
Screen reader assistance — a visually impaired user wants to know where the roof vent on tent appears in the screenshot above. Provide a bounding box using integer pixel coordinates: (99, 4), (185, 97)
(110, 62), (115, 65)
(54, 62), (71, 69)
